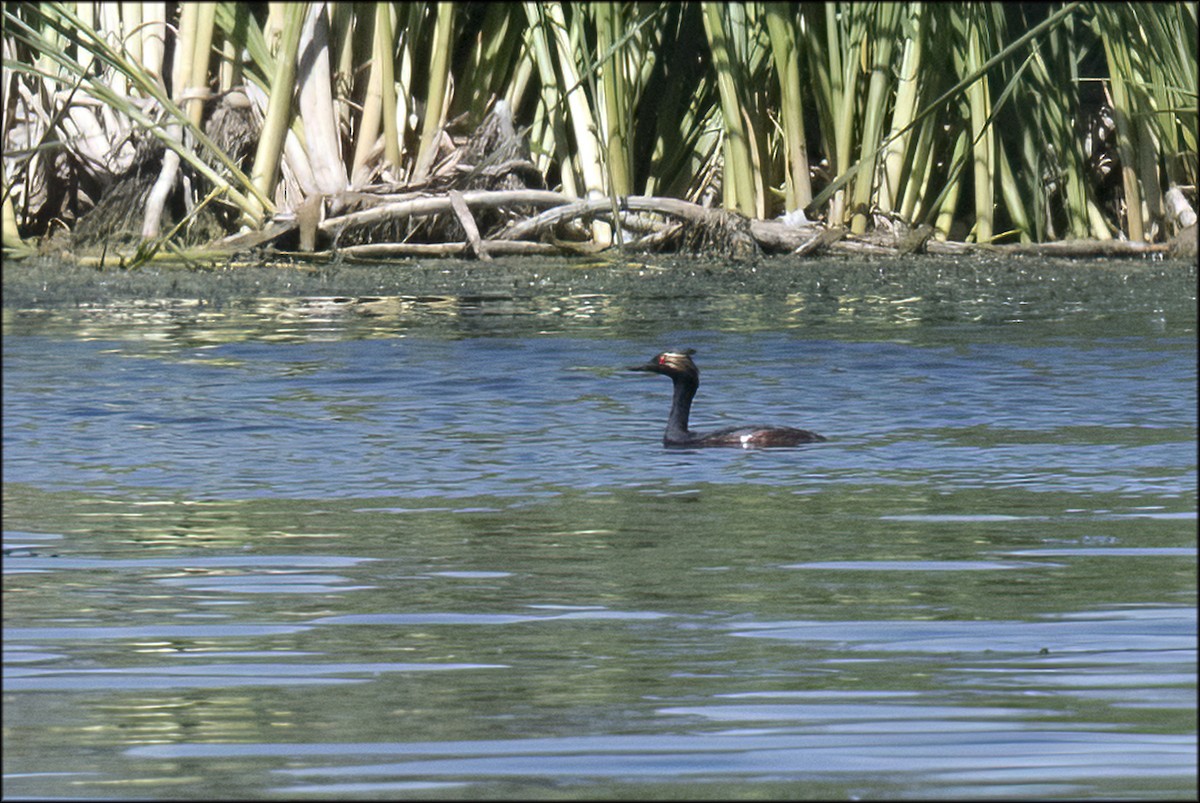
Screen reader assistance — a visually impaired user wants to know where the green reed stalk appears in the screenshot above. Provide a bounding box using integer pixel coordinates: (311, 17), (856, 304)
(410, 2), (455, 184)
(329, 2), (356, 132)
(933, 124), (969, 239)
(827, 3), (859, 225)
(377, 2), (402, 172)
(899, 112), (936, 224)
(218, 2), (244, 92)
(522, 5), (569, 193)
(3, 161), (33, 255)
(1145, 3), (1197, 190)
(188, 2), (217, 129)
(1100, 30), (1146, 242)
(249, 2), (306, 224)
(593, 1), (632, 197)
(1093, 2), (1197, 240)
(764, 2), (811, 212)
(701, 1), (759, 217)
(457, 4), (525, 125)
(521, 1), (610, 240)
(849, 3), (901, 234)
(350, 27), (382, 185)
(122, 2), (142, 71)
(174, 3), (198, 119)
(878, 2), (922, 216)
(641, 5), (718, 202)
(995, 124), (1034, 242)
(505, 28), (536, 114)
(141, 1), (167, 80)
(547, 0), (607, 203)
(963, 9), (993, 243)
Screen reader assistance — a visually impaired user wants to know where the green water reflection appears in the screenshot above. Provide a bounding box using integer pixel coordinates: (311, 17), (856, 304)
(6, 480), (1194, 623)
(4, 475), (1196, 798)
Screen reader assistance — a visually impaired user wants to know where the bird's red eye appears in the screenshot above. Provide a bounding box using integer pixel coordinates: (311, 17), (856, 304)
(658, 355), (667, 365)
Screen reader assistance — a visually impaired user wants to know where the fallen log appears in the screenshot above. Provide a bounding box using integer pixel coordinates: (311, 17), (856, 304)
(977, 239), (1166, 257)
(495, 195), (727, 241)
(215, 188), (1190, 262)
(319, 189), (571, 238)
(448, 190), (491, 261)
(330, 239), (563, 259)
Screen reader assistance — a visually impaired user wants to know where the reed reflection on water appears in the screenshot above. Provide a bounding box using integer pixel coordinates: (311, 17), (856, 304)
(2, 257), (1196, 800)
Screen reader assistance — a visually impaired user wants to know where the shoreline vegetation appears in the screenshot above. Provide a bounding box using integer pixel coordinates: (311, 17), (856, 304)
(2, 2), (1197, 268)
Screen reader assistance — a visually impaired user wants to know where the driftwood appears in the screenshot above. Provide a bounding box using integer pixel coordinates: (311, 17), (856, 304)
(214, 187), (1187, 262)
(447, 190), (490, 261)
(317, 189), (570, 238)
(312, 191), (830, 258)
(974, 239), (1168, 257)
(333, 239), (561, 259)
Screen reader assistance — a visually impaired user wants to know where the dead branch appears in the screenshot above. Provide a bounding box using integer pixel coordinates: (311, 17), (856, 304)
(319, 189), (570, 237)
(333, 239), (562, 259)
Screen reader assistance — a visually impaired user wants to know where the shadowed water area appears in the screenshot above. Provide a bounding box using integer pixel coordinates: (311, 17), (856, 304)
(3, 255), (1196, 800)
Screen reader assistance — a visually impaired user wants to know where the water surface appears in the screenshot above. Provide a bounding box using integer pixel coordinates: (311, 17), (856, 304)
(4, 255), (1196, 799)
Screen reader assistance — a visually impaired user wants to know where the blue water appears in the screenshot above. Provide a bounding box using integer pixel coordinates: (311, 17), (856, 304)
(3, 259), (1197, 800)
(4, 331), (1194, 499)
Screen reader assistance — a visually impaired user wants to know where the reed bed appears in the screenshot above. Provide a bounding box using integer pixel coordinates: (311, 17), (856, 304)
(2, 2), (1195, 263)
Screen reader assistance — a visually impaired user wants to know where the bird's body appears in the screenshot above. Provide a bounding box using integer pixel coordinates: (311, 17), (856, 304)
(628, 349), (825, 448)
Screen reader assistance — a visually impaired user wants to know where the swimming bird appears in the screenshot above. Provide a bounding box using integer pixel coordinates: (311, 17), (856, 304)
(628, 349), (825, 448)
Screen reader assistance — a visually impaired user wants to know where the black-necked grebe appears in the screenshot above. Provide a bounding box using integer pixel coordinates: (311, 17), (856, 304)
(628, 349), (826, 448)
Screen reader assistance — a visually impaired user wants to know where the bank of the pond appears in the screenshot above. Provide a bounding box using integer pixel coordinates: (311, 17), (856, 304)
(3, 254), (1195, 322)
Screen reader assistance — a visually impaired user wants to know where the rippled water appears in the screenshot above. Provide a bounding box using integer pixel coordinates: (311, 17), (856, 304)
(3, 256), (1196, 799)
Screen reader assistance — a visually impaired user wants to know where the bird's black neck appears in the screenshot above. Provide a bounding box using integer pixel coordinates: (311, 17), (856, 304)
(666, 372), (698, 443)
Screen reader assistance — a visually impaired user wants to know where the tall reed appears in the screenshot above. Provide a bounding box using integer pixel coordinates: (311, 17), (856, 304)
(3, 2), (1196, 258)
